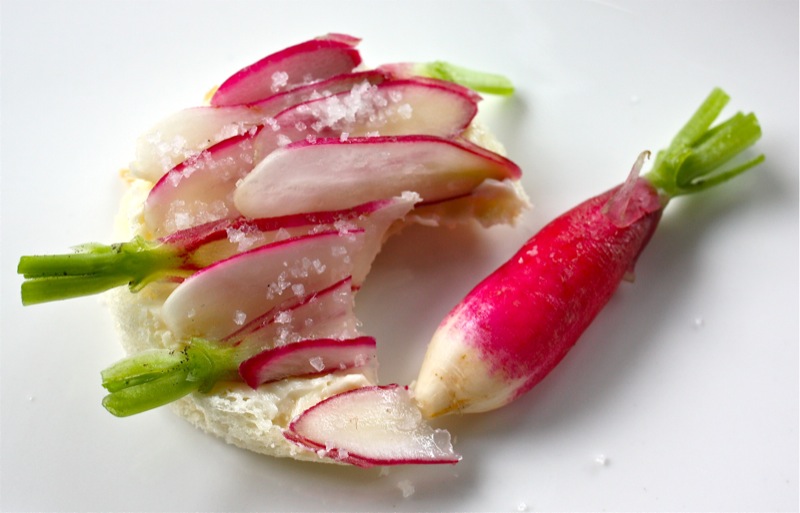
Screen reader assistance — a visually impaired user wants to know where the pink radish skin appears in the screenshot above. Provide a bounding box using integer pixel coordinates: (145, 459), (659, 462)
(284, 385), (461, 467)
(238, 336), (377, 389)
(414, 175), (663, 417)
(161, 230), (366, 339)
(234, 135), (522, 218)
(210, 34), (362, 107)
(133, 70), (388, 181)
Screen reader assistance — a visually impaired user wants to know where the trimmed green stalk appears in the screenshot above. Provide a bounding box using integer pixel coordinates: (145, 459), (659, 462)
(18, 237), (189, 305)
(414, 61), (514, 95)
(101, 338), (239, 417)
(645, 87), (764, 198)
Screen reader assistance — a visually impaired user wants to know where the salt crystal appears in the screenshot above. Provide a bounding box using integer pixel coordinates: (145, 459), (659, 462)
(379, 466), (391, 477)
(233, 310), (247, 326)
(271, 71), (289, 92)
(291, 283), (306, 296)
(517, 502), (529, 512)
(309, 356), (325, 372)
(305, 134), (317, 144)
(187, 308), (196, 319)
(331, 245), (348, 257)
(397, 479), (415, 498)
(294, 121), (307, 132)
(388, 89), (403, 103)
(396, 103), (413, 119)
(595, 454), (609, 466)
(277, 134), (292, 147)
(353, 353), (367, 367)
(339, 132), (349, 142)
(264, 117), (280, 132)
(312, 259), (326, 273)
(274, 310), (292, 324)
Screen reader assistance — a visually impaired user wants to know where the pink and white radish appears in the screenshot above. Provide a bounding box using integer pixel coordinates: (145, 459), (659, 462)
(414, 88), (763, 417)
(284, 385), (461, 467)
(143, 78), (481, 234)
(234, 135), (522, 218)
(161, 230), (366, 339)
(19, 195), (417, 305)
(238, 336), (377, 388)
(132, 70), (388, 182)
(222, 277), (359, 352)
(210, 33), (362, 107)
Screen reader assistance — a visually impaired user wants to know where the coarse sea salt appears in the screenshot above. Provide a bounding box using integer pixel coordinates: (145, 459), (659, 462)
(233, 310), (247, 326)
(309, 356), (325, 372)
(271, 71), (289, 92)
(397, 479), (415, 498)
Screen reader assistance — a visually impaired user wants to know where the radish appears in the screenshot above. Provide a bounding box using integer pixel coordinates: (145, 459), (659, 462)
(161, 230), (366, 339)
(143, 78), (481, 235)
(222, 277), (359, 352)
(238, 336), (377, 388)
(283, 385), (461, 467)
(209, 33), (362, 107)
(234, 135), (522, 218)
(414, 88), (764, 417)
(18, 195), (416, 305)
(133, 70), (389, 182)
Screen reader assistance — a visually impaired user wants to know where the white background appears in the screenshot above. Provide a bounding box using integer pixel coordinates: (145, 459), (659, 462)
(1, 1), (797, 511)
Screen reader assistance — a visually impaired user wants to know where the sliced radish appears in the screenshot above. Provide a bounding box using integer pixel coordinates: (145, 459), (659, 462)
(132, 70), (388, 182)
(223, 277), (359, 352)
(284, 385), (461, 467)
(143, 129), (263, 236)
(272, 77), (479, 142)
(210, 34), (362, 107)
(161, 230), (365, 339)
(234, 135), (522, 218)
(238, 336), (377, 389)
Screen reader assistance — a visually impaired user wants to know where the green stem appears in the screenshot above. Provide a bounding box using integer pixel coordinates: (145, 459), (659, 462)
(101, 339), (239, 417)
(645, 87), (764, 199)
(416, 61), (515, 95)
(18, 236), (188, 305)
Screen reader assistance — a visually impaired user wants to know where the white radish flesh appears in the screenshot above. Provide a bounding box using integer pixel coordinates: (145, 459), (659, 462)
(284, 385), (461, 467)
(234, 135), (522, 218)
(161, 230), (365, 339)
(238, 336), (377, 388)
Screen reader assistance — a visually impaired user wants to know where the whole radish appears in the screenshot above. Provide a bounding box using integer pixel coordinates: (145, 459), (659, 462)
(413, 88), (764, 417)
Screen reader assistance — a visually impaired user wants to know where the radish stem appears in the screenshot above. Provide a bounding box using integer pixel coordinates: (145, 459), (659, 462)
(101, 339), (238, 417)
(18, 237), (186, 305)
(415, 61), (514, 95)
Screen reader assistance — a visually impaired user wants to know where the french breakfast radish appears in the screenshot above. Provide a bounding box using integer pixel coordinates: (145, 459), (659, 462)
(414, 88), (764, 417)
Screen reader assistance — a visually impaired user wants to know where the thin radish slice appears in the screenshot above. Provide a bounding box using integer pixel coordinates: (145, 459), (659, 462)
(234, 135), (522, 218)
(272, 77), (479, 143)
(144, 129), (263, 236)
(238, 336), (377, 388)
(284, 385), (461, 467)
(161, 230), (365, 339)
(132, 70), (388, 182)
(210, 34), (362, 107)
(223, 277), (359, 352)
(161, 193), (416, 264)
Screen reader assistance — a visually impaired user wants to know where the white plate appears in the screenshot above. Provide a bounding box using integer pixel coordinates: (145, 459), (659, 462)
(1, 1), (797, 511)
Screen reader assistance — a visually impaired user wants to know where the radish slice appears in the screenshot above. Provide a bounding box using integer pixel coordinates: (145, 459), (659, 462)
(234, 135), (522, 218)
(272, 77), (479, 143)
(160, 193), (417, 268)
(132, 70), (388, 182)
(144, 129), (262, 236)
(210, 34), (362, 107)
(284, 385), (461, 467)
(223, 277), (359, 351)
(238, 336), (377, 388)
(161, 230), (365, 339)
